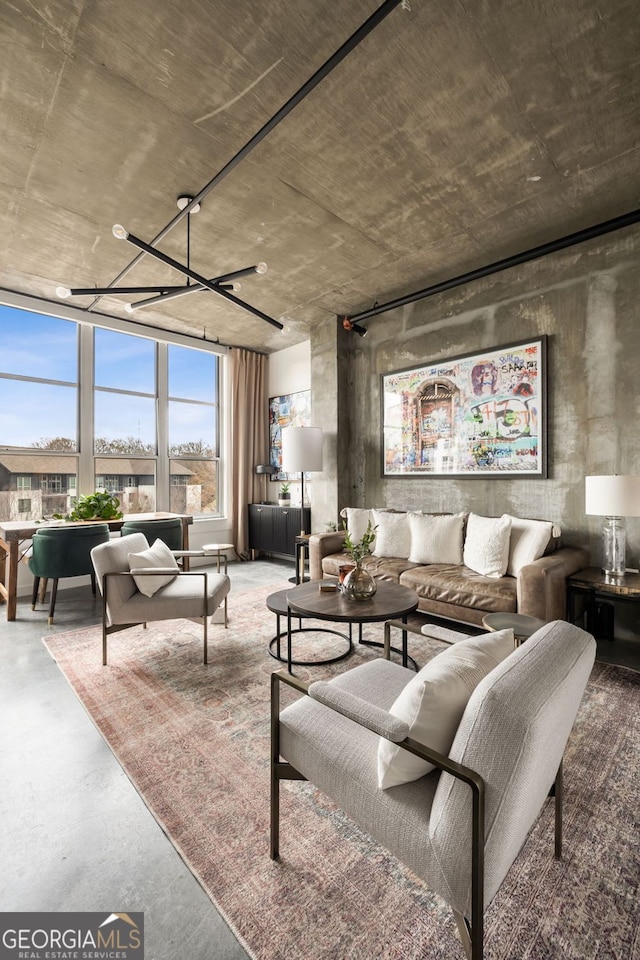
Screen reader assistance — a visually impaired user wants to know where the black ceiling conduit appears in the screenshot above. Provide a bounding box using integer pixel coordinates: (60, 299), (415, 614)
(345, 208), (640, 325)
(87, 0), (403, 312)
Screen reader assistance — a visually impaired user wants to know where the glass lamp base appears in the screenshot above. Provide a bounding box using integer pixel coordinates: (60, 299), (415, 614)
(602, 516), (626, 577)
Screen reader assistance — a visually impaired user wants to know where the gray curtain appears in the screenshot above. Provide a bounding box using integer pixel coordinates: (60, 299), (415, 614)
(229, 347), (268, 560)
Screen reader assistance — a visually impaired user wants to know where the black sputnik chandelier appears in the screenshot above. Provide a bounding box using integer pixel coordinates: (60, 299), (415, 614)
(57, 194), (277, 329)
(55, 0), (406, 333)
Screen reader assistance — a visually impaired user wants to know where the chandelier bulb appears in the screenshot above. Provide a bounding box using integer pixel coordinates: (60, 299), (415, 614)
(56, 286), (71, 299)
(124, 302), (134, 313)
(255, 262), (268, 275)
(112, 224), (129, 240)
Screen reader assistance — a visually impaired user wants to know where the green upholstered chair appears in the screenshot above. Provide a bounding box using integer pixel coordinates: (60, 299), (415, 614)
(28, 523), (110, 624)
(120, 517), (183, 551)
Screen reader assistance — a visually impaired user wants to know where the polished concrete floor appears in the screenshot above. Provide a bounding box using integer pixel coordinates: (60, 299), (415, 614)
(1, 558), (637, 960)
(0, 557), (294, 960)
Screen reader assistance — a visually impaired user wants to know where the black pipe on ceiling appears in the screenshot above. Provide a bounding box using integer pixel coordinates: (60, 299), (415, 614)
(345, 208), (640, 325)
(88, 0), (404, 312)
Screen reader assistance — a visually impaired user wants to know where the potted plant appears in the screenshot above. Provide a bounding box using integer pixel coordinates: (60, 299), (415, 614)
(54, 491), (124, 521)
(278, 482), (291, 507)
(342, 519), (378, 600)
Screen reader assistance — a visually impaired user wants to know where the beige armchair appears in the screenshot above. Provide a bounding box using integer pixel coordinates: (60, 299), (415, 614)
(271, 620), (595, 959)
(91, 532), (230, 665)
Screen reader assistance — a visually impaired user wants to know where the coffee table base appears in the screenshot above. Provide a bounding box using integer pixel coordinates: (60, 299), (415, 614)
(269, 627), (353, 668)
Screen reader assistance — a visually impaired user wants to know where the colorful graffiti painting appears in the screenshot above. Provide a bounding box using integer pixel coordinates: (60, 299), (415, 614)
(269, 390), (311, 480)
(381, 338), (547, 477)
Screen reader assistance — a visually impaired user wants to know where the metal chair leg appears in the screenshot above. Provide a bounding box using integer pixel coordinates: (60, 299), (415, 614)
(31, 576), (40, 610)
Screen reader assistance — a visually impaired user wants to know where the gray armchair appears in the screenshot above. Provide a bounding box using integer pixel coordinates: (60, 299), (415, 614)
(91, 532), (230, 665)
(271, 620), (596, 959)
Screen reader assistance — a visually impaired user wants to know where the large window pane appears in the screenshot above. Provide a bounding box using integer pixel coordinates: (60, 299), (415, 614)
(0, 380), (77, 450)
(168, 400), (217, 457)
(94, 392), (156, 454)
(168, 344), (217, 402)
(0, 454), (78, 520)
(0, 305), (77, 381)
(169, 459), (217, 514)
(94, 328), (155, 393)
(95, 458), (156, 513)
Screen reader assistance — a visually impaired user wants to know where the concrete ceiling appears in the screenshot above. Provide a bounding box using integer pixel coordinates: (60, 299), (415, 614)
(1, 0), (639, 353)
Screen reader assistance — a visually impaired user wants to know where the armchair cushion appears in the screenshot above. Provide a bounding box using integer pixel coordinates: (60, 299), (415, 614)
(378, 627), (514, 788)
(129, 538), (179, 597)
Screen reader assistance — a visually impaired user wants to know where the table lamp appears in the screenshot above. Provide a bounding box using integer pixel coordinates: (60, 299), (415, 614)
(281, 426), (323, 534)
(254, 463), (276, 503)
(585, 475), (640, 577)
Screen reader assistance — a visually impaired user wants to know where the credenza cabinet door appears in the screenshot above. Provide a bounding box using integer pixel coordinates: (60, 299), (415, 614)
(248, 504), (311, 557)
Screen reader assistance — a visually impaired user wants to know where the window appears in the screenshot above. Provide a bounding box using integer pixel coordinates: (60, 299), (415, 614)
(168, 345), (219, 514)
(41, 475), (62, 493)
(0, 303), (223, 523)
(18, 498), (31, 513)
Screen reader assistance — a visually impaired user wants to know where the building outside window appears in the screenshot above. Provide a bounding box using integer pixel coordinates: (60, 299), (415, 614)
(0, 304), (222, 523)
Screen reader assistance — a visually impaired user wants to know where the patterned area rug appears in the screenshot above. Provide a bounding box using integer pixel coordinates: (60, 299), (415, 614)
(43, 582), (640, 960)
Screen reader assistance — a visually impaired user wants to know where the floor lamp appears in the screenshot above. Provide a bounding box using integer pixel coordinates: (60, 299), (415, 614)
(281, 426), (323, 535)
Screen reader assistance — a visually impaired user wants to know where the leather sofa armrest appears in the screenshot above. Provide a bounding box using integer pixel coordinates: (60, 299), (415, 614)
(517, 546), (590, 621)
(308, 530), (347, 580)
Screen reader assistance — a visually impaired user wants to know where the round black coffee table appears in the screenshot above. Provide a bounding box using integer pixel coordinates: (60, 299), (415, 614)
(267, 579), (419, 674)
(266, 587), (353, 668)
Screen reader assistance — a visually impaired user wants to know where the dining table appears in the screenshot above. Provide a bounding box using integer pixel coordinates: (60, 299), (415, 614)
(0, 511), (192, 621)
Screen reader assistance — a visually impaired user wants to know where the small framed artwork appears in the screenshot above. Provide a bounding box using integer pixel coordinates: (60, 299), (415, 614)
(269, 390), (311, 480)
(381, 337), (547, 478)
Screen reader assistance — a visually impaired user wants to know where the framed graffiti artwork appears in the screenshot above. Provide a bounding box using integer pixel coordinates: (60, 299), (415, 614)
(381, 337), (547, 478)
(269, 389), (311, 480)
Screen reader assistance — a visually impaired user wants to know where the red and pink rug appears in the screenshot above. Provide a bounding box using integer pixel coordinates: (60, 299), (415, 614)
(44, 582), (640, 959)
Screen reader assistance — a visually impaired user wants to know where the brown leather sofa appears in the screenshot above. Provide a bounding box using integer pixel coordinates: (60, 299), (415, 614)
(308, 516), (588, 627)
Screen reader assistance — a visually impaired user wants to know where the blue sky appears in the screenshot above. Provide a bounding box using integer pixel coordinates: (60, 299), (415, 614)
(0, 304), (217, 449)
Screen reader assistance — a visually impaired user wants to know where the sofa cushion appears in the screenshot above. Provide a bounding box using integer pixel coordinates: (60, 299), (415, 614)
(378, 628), (515, 789)
(129, 538), (179, 598)
(463, 513), (512, 578)
(399, 564), (518, 614)
(408, 512), (465, 565)
(372, 510), (411, 559)
(507, 516), (553, 576)
(343, 507), (377, 548)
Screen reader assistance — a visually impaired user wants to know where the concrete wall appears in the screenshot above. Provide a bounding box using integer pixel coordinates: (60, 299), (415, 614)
(312, 224), (640, 570)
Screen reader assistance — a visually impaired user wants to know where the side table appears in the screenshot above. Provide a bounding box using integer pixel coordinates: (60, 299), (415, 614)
(482, 612), (546, 647)
(288, 534), (311, 584)
(202, 543), (234, 575)
(567, 567), (640, 641)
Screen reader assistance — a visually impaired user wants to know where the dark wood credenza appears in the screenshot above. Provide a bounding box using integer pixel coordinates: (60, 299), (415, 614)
(248, 504), (311, 558)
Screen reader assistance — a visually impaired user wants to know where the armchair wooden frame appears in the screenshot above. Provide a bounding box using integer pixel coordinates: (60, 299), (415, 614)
(270, 659), (564, 960)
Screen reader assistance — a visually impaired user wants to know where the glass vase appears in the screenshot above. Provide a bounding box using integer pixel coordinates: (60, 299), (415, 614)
(342, 562), (377, 601)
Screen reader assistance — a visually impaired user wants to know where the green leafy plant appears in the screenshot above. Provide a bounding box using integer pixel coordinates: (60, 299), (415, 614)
(343, 519), (377, 564)
(279, 482), (291, 496)
(54, 491), (123, 521)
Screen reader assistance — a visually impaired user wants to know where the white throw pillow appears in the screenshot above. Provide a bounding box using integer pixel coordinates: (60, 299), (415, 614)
(343, 507), (376, 549)
(129, 538), (179, 598)
(408, 513), (465, 565)
(506, 516), (553, 577)
(463, 513), (512, 578)
(372, 510), (411, 559)
(378, 628), (515, 789)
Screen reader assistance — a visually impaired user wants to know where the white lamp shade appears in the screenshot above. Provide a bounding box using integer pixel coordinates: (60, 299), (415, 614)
(585, 475), (640, 517)
(281, 426), (323, 473)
